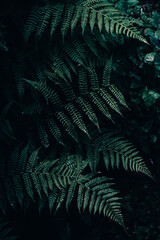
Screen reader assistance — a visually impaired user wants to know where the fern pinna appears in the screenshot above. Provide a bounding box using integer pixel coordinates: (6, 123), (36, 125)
(0, 0), (151, 230)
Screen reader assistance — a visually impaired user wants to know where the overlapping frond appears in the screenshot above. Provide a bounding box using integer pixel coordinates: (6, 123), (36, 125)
(19, 60), (128, 146)
(85, 132), (151, 177)
(24, 1), (148, 44)
(0, 0), (152, 230)
(0, 151), (124, 226)
(0, 148), (83, 209)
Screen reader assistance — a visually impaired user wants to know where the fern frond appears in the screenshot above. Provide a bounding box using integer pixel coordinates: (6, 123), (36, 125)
(47, 50), (72, 82)
(37, 122), (49, 148)
(65, 103), (90, 137)
(0, 152), (85, 208)
(109, 84), (129, 109)
(66, 181), (77, 211)
(50, 4), (65, 39)
(36, 5), (53, 40)
(102, 55), (113, 86)
(7, 144), (22, 175)
(23, 173), (34, 200)
(81, 7), (90, 35)
(64, 41), (84, 65)
(73, 1), (148, 43)
(90, 9), (97, 32)
(87, 67), (99, 89)
(22, 102), (44, 115)
(84, 33), (99, 57)
(101, 58), (129, 110)
(90, 92), (113, 122)
(78, 67), (88, 95)
(83, 1), (147, 43)
(24, 6), (42, 42)
(56, 111), (78, 142)
(24, 79), (62, 106)
(60, 84), (76, 102)
(77, 176), (124, 226)
(61, 4), (75, 40)
(72, 38), (87, 62)
(71, 6), (83, 34)
(86, 145), (99, 172)
(47, 119), (64, 145)
(89, 133), (151, 177)
(48, 187), (58, 213)
(26, 148), (40, 172)
(76, 97), (100, 131)
(16, 142), (30, 173)
(24, 1), (148, 44)
(98, 88), (122, 115)
(31, 172), (42, 198)
(55, 188), (67, 212)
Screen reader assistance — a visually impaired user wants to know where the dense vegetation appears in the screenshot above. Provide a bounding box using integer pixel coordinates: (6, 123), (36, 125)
(0, 0), (160, 239)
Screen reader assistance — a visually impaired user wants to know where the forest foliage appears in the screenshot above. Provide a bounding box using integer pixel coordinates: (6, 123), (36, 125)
(0, 0), (160, 239)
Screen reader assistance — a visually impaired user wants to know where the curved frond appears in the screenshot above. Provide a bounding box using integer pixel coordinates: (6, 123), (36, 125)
(24, 1), (148, 44)
(77, 176), (124, 226)
(87, 132), (151, 177)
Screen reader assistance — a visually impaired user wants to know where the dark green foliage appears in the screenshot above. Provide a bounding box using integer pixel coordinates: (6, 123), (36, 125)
(0, 152), (124, 225)
(0, 218), (18, 240)
(0, 0), (154, 233)
(85, 132), (151, 176)
(24, 0), (148, 43)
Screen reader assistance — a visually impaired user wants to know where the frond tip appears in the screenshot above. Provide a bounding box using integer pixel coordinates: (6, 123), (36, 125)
(0, 151), (124, 226)
(77, 176), (124, 227)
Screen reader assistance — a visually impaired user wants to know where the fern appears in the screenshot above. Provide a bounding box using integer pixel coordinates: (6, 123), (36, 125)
(47, 119), (64, 145)
(0, 151), (124, 226)
(90, 92), (113, 121)
(0, 0), (153, 232)
(22, 61), (127, 144)
(22, 102), (44, 115)
(61, 4), (75, 40)
(85, 132), (151, 177)
(36, 5), (53, 41)
(102, 55), (113, 86)
(24, 6), (42, 42)
(47, 50), (72, 82)
(56, 111), (79, 142)
(50, 4), (65, 39)
(109, 84), (129, 109)
(84, 33), (100, 58)
(24, 1), (148, 44)
(24, 79), (62, 106)
(37, 122), (50, 148)
(76, 97), (100, 131)
(78, 67), (88, 95)
(77, 176), (124, 226)
(65, 103), (90, 137)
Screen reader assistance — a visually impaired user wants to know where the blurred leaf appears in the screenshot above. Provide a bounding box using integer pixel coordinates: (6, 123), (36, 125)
(144, 28), (154, 37)
(154, 30), (160, 40)
(144, 52), (156, 63)
(152, 11), (160, 28)
(142, 88), (160, 108)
